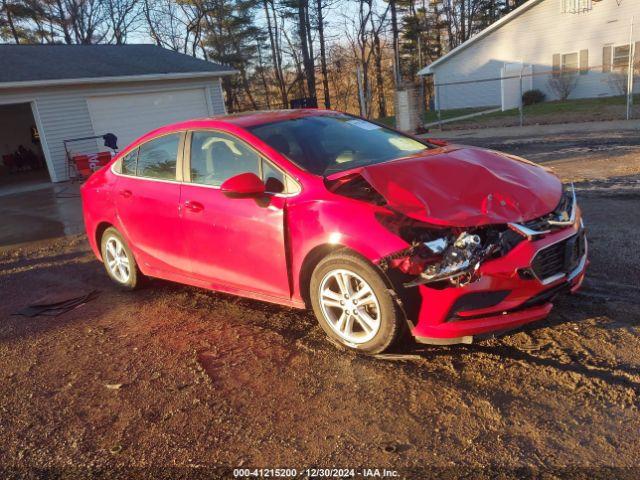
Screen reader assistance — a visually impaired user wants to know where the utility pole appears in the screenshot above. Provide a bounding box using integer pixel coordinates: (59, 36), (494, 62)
(627, 17), (635, 120)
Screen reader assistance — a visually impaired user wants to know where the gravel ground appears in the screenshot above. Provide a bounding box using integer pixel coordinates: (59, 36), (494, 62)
(1, 132), (639, 479)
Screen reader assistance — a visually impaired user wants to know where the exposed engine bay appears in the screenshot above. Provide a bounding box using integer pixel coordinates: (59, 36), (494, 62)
(328, 171), (577, 289)
(377, 222), (506, 288)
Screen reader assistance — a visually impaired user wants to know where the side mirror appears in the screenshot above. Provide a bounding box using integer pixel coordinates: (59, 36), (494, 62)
(220, 172), (265, 197)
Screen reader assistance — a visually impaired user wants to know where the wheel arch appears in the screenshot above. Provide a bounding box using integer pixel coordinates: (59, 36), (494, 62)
(298, 243), (394, 308)
(94, 221), (114, 261)
(299, 243), (343, 307)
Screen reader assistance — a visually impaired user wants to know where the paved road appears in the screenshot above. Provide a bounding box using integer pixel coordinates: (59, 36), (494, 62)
(438, 129), (640, 163)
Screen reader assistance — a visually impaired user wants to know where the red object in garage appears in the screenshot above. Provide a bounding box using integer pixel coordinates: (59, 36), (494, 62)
(70, 152), (113, 180)
(64, 134), (118, 181)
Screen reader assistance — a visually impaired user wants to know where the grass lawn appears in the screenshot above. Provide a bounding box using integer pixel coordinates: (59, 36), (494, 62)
(378, 94), (640, 129)
(378, 106), (491, 127)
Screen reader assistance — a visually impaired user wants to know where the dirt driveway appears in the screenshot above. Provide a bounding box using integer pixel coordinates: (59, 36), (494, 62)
(1, 132), (639, 479)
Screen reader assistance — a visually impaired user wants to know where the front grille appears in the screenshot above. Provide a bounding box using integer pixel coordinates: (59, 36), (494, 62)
(531, 231), (585, 282)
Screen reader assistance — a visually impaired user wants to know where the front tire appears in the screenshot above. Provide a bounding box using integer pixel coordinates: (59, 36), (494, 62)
(100, 227), (142, 290)
(310, 251), (402, 354)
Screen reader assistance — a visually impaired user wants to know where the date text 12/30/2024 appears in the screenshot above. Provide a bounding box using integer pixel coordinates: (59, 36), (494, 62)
(233, 468), (400, 478)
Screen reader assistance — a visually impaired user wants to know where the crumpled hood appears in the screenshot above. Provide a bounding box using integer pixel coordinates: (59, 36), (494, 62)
(356, 146), (563, 227)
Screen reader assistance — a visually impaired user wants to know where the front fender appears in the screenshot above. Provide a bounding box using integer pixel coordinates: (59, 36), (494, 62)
(287, 198), (409, 301)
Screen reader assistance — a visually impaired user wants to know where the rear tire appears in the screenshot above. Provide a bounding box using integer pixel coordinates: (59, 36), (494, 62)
(100, 227), (142, 290)
(310, 251), (402, 354)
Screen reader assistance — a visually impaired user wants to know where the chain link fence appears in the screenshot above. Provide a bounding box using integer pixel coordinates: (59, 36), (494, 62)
(425, 19), (639, 131)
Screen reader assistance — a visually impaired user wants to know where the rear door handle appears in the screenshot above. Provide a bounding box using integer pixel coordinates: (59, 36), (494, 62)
(184, 200), (204, 213)
(119, 189), (132, 198)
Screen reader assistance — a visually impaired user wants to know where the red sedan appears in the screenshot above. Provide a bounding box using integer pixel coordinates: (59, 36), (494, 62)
(81, 109), (587, 354)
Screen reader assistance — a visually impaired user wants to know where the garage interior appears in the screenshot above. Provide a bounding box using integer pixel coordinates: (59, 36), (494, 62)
(0, 102), (51, 193)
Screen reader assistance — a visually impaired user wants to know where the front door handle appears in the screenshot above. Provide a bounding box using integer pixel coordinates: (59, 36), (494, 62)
(184, 200), (204, 213)
(119, 189), (132, 198)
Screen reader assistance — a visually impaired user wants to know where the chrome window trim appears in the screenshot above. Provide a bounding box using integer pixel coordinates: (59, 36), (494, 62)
(111, 163), (183, 185)
(111, 161), (299, 197)
(136, 131), (185, 182)
(111, 129), (301, 198)
(183, 128), (302, 197)
(111, 130), (186, 183)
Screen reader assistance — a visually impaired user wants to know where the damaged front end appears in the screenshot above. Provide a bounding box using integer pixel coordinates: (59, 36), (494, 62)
(377, 217), (506, 288)
(376, 184), (578, 289)
(326, 162), (576, 292)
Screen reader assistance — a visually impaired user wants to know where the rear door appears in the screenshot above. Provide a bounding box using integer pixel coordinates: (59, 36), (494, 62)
(114, 132), (188, 275)
(179, 129), (292, 300)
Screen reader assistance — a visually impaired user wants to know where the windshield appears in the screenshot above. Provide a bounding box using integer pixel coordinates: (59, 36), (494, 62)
(247, 113), (431, 175)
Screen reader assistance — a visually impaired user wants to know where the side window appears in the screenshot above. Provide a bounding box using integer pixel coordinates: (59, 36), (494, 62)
(262, 158), (285, 193)
(120, 148), (138, 175)
(190, 131), (260, 186)
(136, 133), (180, 180)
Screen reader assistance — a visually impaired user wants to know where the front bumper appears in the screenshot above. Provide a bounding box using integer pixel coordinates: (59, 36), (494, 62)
(410, 220), (588, 344)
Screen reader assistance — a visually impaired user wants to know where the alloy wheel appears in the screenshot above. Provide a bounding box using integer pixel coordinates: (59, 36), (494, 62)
(104, 236), (131, 283)
(318, 269), (381, 344)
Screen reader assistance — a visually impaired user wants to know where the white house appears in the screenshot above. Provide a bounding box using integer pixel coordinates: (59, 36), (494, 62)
(0, 44), (235, 185)
(418, 0), (640, 110)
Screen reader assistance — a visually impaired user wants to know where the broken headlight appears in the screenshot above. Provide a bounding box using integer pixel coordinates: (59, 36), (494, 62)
(379, 229), (499, 288)
(404, 232), (497, 287)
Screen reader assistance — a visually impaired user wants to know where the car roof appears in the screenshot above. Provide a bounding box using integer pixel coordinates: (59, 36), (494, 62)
(166, 108), (340, 132)
(217, 108), (340, 127)
(122, 109), (344, 155)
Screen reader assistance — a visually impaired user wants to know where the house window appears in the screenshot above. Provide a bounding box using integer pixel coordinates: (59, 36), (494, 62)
(553, 50), (587, 75)
(562, 53), (579, 71)
(612, 45), (631, 71)
(604, 43), (638, 72)
(561, 0), (592, 13)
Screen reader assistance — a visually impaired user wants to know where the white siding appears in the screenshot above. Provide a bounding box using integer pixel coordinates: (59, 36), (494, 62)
(432, 0), (640, 109)
(87, 88), (210, 148)
(0, 77), (226, 182)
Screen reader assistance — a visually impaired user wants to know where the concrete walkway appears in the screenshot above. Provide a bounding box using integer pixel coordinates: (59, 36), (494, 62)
(0, 182), (84, 248)
(420, 119), (640, 140)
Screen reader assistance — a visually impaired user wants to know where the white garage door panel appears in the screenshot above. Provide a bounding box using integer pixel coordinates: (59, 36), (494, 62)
(88, 89), (209, 149)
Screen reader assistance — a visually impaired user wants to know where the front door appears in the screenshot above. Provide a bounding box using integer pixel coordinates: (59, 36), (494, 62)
(114, 132), (186, 275)
(179, 129), (290, 300)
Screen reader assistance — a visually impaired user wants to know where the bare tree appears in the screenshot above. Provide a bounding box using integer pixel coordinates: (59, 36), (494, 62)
(388, 0), (400, 85)
(104, 0), (141, 44)
(262, 0), (288, 106)
(370, 4), (389, 117)
(297, 0), (316, 98)
(345, 0), (375, 117)
(142, 0), (186, 50)
(547, 72), (578, 101)
(315, 0), (330, 108)
(1, 0), (22, 42)
(64, 0), (110, 43)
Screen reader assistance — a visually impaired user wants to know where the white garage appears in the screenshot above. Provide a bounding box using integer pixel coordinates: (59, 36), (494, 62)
(0, 44), (235, 186)
(87, 89), (212, 149)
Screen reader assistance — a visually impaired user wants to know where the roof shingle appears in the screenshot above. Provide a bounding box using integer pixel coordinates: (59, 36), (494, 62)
(0, 44), (234, 84)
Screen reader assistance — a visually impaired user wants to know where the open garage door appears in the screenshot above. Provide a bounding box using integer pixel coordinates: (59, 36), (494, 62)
(0, 102), (51, 193)
(87, 88), (210, 150)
